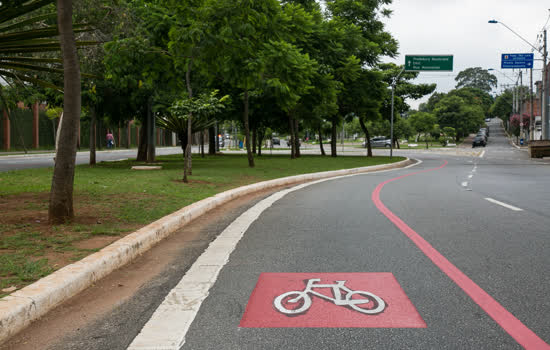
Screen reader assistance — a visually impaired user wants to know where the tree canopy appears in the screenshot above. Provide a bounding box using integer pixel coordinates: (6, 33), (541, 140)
(455, 67), (497, 93)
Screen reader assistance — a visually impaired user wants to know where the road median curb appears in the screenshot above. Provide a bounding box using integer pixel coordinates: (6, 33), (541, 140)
(0, 157), (413, 344)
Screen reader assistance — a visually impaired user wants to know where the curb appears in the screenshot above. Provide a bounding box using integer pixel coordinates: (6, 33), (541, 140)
(0, 158), (413, 344)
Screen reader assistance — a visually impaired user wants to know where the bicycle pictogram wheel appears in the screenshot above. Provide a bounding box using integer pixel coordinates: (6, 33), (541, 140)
(273, 291), (312, 314)
(346, 290), (385, 314)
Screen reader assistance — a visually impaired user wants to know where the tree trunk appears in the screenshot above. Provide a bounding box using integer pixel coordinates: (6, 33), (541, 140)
(200, 130), (205, 158)
(257, 128), (265, 156)
(358, 117), (372, 157)
(331, 118), (337, 157)
(288, 114), (296, 159)
(89, 107), (96, 165)
(49, 0), (81, 224)
(252, 127), (257, 154)
(146, 97), (155, 163)
(136, 119), (148, 161)
(184, 59), (194, 182)
(294, 117), (301, 158)
(318, 127), (326, 156)
(178, 133), (188, 158)
(243, 89), (254, 167)
(208, 126), (215, 155)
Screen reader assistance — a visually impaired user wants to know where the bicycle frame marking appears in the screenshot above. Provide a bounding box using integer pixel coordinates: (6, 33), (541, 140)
(274, 278), (385, 315)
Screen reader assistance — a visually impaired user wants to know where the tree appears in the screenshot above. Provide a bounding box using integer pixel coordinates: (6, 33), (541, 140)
(490, 90), (513, 122)
(48, 0), (81, 223)
(455, 67), (497, 93)
(441, 126), (456, 146)
(339, 69), (386, 157)
(162, 91), (228, 182)
(258, 40), (316, 159)
(408, 112), (437, 149)
(433, 95), (484, 141)
(200, 0), (288, 167)
(0, 0), (63, 92)
(103, 1), (179, 162)
(448, 87), (493, 116)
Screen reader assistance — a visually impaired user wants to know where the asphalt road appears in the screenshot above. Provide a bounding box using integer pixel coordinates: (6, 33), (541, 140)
(0, 147), (184, 172)
(8, 119), (550, 349)
(178, 120), (550, 349)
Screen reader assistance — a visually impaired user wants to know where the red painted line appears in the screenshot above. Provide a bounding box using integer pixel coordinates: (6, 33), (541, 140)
(371, 160), (550, 350)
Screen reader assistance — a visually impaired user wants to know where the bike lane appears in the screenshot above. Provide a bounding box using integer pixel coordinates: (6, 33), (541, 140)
(131, 156), (540, 349)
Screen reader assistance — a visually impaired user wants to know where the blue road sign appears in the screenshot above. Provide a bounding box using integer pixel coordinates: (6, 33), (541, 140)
(501, 53), (534, 69)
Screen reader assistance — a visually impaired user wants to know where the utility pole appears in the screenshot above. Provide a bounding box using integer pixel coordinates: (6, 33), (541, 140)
(543, 29), (549, 139)
(518, 69), (525, 142)
(530, 68), (534, 140)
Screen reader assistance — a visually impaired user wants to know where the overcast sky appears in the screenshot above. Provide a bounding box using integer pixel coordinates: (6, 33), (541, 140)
(381, 0), (550, 109)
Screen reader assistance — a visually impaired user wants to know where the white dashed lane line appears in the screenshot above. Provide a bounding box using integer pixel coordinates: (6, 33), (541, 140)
(484, 198), (524, 212)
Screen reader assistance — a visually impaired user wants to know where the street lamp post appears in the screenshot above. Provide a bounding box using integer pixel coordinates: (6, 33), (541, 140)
(489, 20), (548, 139)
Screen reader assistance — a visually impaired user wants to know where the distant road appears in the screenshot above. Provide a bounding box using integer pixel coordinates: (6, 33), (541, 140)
(0, 147), (183, 172)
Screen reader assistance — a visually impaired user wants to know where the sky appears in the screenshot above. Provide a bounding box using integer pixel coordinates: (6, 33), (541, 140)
(381, 0), (550, 109)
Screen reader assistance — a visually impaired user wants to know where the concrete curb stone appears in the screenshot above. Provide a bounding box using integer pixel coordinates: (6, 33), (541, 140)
(0, 158), (412, 344)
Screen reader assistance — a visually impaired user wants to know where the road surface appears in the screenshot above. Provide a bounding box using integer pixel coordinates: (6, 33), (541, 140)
(2, 119), (549, 350)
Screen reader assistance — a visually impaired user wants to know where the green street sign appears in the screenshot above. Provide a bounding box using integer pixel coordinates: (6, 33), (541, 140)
(404, 55), (453, 72)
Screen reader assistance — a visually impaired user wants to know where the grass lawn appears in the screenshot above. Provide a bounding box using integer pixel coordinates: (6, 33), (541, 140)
(0, 153), (403, 297)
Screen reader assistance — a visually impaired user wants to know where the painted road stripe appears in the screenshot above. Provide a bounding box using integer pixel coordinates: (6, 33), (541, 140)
(127, 164), (420, 350)
(479, 150), (485, 158)
(468, 174), (473, 179)
(372, 162), (548, 350)
(461, 181), (468, 187)
(485, 198), (524, 212)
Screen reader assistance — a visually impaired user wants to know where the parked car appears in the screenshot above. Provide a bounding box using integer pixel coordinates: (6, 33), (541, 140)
(272, 137), (280, 145)
(472, 135), (486, 147)
(363, 136), (391, 148)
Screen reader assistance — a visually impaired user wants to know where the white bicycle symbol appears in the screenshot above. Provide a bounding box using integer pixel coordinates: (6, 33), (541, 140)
(273, 278), (385, 315)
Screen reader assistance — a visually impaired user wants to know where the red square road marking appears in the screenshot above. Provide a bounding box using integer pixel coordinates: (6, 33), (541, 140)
(240, 273), (426, 328)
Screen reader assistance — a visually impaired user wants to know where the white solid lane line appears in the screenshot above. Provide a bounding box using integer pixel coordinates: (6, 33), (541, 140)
(484, 198), (524, 212)
(479, 150), (485, 158)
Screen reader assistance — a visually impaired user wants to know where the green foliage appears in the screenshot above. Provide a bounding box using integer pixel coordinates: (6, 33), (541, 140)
(0, 0), (96, 94)
(408, 112), (437, 148)
(409, 112), (437, 134)
(170, 90), (229, 121)
(490, 90), (513, 121)
(455, 67), (497, 93)
(448, 87), (494, 115)
(45, 106), (62, 120)
(433, 95), (484, 140)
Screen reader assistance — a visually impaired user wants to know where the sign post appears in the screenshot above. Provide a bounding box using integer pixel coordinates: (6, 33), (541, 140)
(388, 55), (453, 159)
